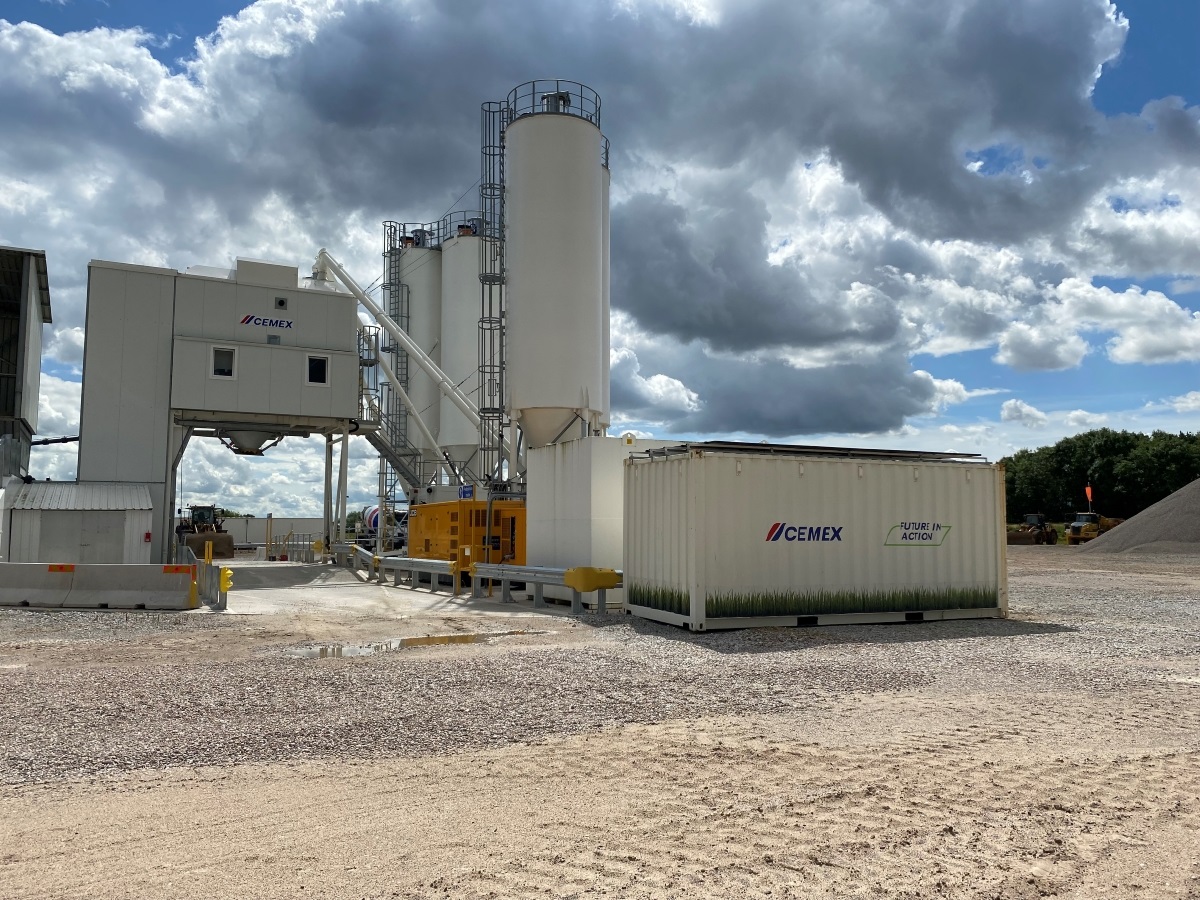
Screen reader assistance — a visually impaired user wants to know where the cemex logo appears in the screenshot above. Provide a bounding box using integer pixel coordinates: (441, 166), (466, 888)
(766, 523), (844, 542)
(240, 314), (293, 328)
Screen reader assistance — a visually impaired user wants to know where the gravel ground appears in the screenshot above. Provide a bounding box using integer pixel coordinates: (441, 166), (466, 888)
(1, 547), (1197, 784)
(2, 546), (1199, 899)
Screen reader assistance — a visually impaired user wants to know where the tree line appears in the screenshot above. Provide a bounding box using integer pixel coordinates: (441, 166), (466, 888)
(1001, 428), (1200, 522)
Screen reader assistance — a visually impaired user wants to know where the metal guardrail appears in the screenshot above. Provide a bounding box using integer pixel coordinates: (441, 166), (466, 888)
(184, 546), (230, 610)
(340, 545), (463, 595)
(335, 544), (621, 615)
(470, 563), (621, 614)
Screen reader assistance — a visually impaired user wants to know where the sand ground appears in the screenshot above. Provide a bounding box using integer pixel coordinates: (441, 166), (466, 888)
(2, 547), (1199, 899)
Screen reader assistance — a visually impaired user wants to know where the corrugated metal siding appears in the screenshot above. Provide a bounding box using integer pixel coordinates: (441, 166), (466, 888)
(10, 508), (154, 563)
(625, 451), (1005, 625)
(9, 509), (40, 561)
(124, 509), (153, 564)
(13, 481), (153, 511)
(624, 455), (693, 616)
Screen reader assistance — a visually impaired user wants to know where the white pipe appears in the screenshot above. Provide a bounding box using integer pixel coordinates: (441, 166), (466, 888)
(324, 434), (333, 558)
(509, 419), (518, 484)
(338, 423), (350, 541)
(318, 249), (481, 430)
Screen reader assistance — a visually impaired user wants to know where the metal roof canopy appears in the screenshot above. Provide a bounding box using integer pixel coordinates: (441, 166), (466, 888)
(636, 440), (987, 464)
(0, 245), (52, 324)
(12, 481), (154, 511)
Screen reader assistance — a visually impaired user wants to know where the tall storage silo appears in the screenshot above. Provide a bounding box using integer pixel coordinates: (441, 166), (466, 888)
(600, 136), (611, 431)
(439, 225), (483, 467)
(395, 229), (442, 465)
(505, 81), (607, 448)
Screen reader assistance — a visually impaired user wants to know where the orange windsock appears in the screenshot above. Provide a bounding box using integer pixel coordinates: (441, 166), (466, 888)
(1085, 484), (1093, 502)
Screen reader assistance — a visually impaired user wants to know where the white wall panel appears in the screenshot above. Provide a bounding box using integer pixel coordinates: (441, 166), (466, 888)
(527, 436), (671, 603)
(18, 256), (43, 429)
(79, 264), (176, 484)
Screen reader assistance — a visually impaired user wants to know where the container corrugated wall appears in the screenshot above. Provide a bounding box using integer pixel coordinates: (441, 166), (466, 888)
(625, 450), (1007, 630)
(625, 455), (695, 621)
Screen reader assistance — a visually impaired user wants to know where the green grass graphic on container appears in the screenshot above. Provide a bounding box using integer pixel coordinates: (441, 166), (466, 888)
(704, 585), (998, 619)
(627, 583), (689, 615)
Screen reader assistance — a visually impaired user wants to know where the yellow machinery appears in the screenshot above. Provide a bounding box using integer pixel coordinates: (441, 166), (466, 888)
(1065, 512), (1124, 545)
(408, 499), (526, 572)
(1006, 513), (1059, 545)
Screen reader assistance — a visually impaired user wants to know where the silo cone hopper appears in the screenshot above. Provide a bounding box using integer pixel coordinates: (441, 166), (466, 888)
(219, 429), (287, 455)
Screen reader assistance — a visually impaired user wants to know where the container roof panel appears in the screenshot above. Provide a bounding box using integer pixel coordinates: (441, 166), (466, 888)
(637, 440), (986, 463)
(12, 481), (154, 511)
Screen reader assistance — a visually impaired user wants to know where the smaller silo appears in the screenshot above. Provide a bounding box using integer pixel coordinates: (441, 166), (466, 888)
(439, 220), (483, 467)
(394, 227), (442, 465)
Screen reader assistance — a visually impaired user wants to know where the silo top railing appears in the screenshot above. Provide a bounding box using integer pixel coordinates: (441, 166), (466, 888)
(507, 80), (600, 127)
(440, 210), (487, 239)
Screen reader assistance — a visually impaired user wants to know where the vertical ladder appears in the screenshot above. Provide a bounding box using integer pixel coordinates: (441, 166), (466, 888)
(478, 100), (508, 487)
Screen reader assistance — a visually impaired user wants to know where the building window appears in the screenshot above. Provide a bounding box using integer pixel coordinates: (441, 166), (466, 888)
(307, 355), (329, 385)
(212, 347), (236, 378)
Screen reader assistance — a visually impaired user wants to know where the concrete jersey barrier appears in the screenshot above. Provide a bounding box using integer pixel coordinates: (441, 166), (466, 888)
(0, 563), (198, 610)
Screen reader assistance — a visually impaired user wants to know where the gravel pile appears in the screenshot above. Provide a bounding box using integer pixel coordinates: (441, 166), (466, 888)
(1082, 477), (1200, 554)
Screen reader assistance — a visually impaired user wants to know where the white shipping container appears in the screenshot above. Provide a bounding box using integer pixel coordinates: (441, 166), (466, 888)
(624, 444), (1007, 631)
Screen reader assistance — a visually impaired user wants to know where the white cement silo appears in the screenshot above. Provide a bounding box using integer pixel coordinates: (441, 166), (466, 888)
(600, 138), (611, 432)
(439, 230), (483, 465)
(396, 240), (442, 462)
(504, 82), (607, 448)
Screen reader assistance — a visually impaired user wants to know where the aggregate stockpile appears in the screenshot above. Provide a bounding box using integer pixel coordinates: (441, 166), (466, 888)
(624, 442), (1007, 631)
(1081, 477), (1200, 554)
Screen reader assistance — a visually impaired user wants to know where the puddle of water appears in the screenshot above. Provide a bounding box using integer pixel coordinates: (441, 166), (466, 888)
(284, 629), (544, 659)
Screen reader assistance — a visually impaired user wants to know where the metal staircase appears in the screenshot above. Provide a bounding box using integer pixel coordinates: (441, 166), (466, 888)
(358, 323), (423, 498)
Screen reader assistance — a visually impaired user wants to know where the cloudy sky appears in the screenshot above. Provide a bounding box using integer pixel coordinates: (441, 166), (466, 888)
(3, 0), (1199, 516)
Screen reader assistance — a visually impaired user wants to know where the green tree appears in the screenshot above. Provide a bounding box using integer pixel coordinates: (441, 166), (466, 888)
(1002, 429), (1200, 522)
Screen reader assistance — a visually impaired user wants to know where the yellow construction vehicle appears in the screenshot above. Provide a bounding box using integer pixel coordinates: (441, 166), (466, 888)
(1006, 513), (1059, 545)
(180, 504), (236, 559)
(1064, 512), (1124, 546)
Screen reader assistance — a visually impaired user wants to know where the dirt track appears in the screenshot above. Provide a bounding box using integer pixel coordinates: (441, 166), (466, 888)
(2, 547), (1199, 899)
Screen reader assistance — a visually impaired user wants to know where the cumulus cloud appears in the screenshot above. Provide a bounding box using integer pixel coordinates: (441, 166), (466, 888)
(915, 373), (1007, 411)
(44, 326), (85, 368)
(3, 0), (1200, 508)
(1064, 409), (1108, 427)
(1000, 398), (1049, 427)
(36, 373), (81, 436)
(1167, 391), (1200, 413)
(994, 322), (1089, 370)
(610, 348), (701, 423)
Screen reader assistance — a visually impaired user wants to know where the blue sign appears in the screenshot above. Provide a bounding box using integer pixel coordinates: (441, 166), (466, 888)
(459, 484), (474, 499)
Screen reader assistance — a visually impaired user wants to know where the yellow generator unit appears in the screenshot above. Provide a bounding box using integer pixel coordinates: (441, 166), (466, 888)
(408, 499), (526, 571)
